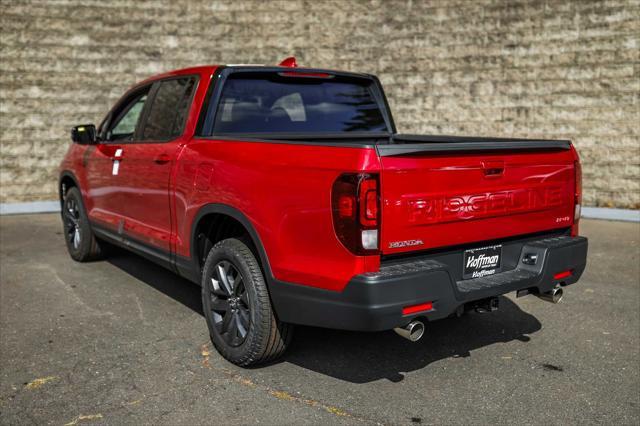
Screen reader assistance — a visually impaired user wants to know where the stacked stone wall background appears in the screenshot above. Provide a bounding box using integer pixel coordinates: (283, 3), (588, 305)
(1, 0), (638, 207)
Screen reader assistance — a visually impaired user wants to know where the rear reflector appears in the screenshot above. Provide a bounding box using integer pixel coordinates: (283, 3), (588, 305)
(402, 302), (433, 316)
(553, 270), (573, 280)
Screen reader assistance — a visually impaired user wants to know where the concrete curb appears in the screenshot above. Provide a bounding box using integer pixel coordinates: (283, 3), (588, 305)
(1, 201), (638, 222)
(0, 201), (60, 215)
(581, 207), (640, 223)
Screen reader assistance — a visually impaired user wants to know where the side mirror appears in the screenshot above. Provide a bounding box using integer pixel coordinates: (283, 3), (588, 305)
(71, 124), (97, 144)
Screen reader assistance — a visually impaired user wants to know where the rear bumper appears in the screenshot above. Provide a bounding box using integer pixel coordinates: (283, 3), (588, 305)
(270, 235), (588, 331)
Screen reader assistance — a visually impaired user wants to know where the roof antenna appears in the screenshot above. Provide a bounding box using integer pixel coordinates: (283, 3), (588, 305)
(279, 57), (298, 68)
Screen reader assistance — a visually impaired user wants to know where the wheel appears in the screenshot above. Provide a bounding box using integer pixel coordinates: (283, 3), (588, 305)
(201, 238), (292, 366)
(61, 187), (104, 262)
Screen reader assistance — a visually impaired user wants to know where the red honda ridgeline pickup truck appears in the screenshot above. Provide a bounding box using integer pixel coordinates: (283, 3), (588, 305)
(60, 58), (588, 366)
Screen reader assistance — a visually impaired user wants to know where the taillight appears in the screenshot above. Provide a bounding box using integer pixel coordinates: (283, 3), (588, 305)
(574, 160), (582, 226)
(331, 173), (380, 255)
(359, 178), (378, 226)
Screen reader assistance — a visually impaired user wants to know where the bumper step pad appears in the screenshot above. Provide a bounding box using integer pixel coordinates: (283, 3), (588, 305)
(456, 269), (538, 294)
(455, 236), (587, 300)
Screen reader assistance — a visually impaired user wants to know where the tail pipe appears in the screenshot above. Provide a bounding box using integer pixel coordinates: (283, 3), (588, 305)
(537, 286), (564, 304)
(394, 320), (425, 342)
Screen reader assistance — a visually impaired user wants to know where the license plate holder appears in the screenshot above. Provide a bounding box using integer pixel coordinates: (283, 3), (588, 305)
(463, 245), (502, 279)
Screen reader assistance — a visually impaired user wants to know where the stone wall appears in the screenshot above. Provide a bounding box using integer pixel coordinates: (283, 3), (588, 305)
(1, 0), (638, 207)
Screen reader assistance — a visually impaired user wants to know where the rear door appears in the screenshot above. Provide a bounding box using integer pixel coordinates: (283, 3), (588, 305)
(117, 76), (197, 253)
(379, 146), (577, 256)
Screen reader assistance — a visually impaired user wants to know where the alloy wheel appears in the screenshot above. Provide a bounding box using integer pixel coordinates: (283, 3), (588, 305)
(64, 198), (81, 250)
(207, 260), (251, 347)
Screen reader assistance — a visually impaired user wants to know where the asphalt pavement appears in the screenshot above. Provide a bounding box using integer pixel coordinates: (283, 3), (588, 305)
(0, 214), (638, 425)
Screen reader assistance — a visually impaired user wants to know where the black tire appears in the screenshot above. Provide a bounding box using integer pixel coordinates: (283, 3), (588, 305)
(61, 187), (104, 262)
(201, 238), (292, 366)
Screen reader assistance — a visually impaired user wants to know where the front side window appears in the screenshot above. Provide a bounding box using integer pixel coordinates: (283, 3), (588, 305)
(107, 92), (148, 141)
(212, 73), (388, 134)
(142, 77), (196, 140)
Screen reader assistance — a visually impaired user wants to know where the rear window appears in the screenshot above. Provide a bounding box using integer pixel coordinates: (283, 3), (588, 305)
(212, 73), (388, 134)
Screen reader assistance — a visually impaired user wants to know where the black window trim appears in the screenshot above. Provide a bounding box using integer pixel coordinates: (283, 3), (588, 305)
(195, 66), (397, 139)
(99, 74), (200, 145)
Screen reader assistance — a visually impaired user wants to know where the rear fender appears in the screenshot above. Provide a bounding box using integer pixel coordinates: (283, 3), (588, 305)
(189, 203), (275, 285)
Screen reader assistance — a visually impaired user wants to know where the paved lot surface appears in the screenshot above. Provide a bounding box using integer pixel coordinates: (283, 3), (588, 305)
(1, 214), (638, 425)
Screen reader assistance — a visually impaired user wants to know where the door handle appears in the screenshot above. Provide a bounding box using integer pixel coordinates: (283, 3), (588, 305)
(112, 148), (124, 161)
(154, 153), (171, 164)
(111, 148), (123, 176)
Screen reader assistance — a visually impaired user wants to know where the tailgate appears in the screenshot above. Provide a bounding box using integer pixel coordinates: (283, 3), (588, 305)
(378, 142), (576, 255)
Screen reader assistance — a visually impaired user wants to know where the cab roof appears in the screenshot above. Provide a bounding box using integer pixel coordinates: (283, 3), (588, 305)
(136, 57), (372, 86)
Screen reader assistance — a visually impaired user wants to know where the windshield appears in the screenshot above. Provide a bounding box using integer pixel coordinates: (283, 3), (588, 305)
(212, 73), (388, 134)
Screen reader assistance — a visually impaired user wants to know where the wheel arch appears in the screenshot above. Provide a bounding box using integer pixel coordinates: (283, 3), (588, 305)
(58, 171), (81, 208)
(190, 203), (275, 285)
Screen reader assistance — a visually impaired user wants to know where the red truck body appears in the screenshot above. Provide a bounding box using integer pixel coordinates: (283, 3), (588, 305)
(59, 61), (588, 364)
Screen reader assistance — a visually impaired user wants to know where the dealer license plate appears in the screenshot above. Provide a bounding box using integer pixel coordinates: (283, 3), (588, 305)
(463, 245), (502, 279)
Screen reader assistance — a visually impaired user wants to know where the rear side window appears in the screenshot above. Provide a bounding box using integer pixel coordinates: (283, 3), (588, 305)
(212, 73), (387, 134)
(142, 77), (196, 140)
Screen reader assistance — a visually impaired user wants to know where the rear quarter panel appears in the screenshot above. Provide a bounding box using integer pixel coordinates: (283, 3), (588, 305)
(174, 139), (381, 291)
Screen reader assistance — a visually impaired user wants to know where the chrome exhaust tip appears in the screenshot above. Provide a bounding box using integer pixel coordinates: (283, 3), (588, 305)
(394, 320), (425, 342)
(537, 287), (564, 304)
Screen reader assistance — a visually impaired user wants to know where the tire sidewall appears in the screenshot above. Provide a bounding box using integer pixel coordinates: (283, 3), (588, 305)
(201, 239), (266, 363)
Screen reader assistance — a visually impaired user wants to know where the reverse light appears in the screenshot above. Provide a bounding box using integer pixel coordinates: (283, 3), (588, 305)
(331, 173), (380, 255)
(361, 229), (378, 250)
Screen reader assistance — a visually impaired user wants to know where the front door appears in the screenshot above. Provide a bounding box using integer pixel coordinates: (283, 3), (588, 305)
(85, 86), (150, 230)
